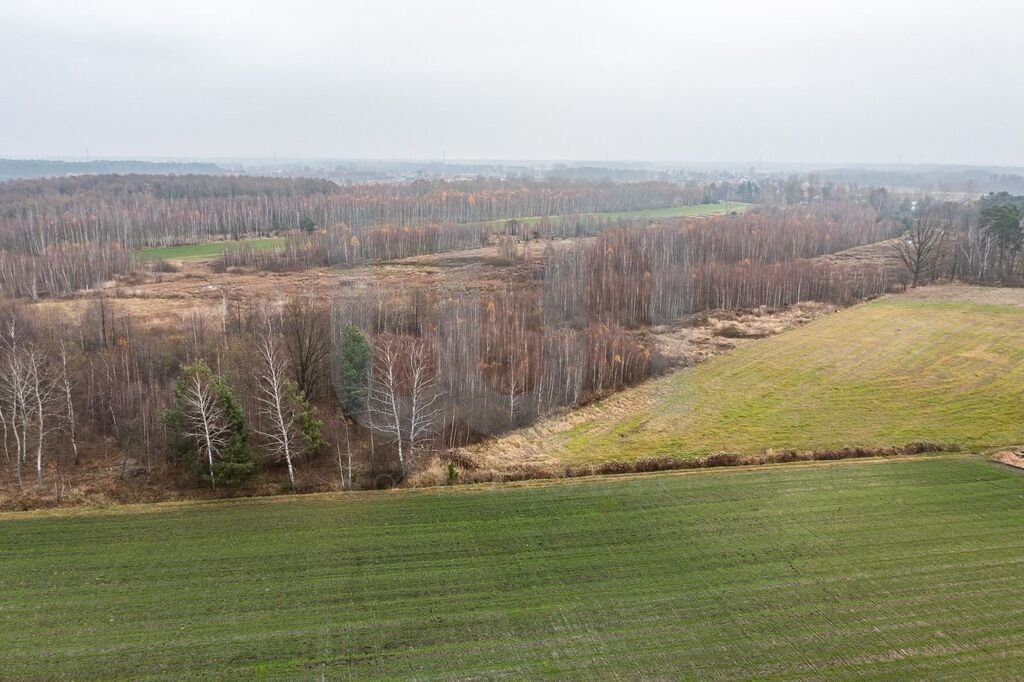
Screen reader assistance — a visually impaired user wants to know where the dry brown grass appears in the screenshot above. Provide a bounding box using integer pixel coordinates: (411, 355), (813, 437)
(409, 442), (961, 487)
(646, 302), (834, 365)
(814, 238), (904, 270)
(31, 241), (544, 333)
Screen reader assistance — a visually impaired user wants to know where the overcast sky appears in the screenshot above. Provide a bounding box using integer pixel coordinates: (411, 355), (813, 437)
(1, 0), (1022, 165)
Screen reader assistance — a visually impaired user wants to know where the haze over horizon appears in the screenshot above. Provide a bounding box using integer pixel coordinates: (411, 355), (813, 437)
(3, 0), (1022, 166)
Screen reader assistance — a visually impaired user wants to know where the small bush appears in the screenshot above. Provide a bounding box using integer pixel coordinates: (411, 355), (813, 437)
(703, 452), (743, 467)
(902, 441), (960, 455)
(151, 259), (180, 273)
(117, 270), (148, 286)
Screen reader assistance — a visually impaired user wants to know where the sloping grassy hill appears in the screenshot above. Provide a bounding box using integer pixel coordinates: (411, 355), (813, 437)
(4, 455), (1024, 678)
(526, 288), (1024, 464)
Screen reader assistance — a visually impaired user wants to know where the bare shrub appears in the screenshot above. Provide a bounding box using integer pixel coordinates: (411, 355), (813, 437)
(413, 441), (962, 489)
(151, 259), (180, 273)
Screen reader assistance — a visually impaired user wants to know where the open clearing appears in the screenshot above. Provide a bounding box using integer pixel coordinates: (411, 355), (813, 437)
(133, 203), (750, 263)
(137, 237), (286, 262)
(4, 455), (1024, 678)
(596, 201), (750, 220)
(475, 286), (1024, 466)
(506, 201), (752, 226)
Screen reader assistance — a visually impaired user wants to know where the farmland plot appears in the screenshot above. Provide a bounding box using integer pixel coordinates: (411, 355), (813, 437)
(4, 455), (1024, 678)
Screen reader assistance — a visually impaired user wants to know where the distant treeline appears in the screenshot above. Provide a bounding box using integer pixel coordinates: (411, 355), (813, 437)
(0, 175), (693, 252)
(0, 159), (226, 181)
(815, 167), (1024, 195)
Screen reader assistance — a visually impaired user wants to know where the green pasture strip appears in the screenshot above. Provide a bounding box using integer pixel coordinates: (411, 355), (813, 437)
(136, 237), (286, 262)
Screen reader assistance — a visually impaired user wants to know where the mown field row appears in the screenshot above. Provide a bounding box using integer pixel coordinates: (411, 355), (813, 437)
(4, 455), (1024, 678)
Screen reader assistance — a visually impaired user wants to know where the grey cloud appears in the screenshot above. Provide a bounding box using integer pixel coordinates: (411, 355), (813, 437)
(1, 0), (1021, 164)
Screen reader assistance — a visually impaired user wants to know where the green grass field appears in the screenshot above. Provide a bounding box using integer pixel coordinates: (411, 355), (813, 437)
(137, 237), (285, 262)
(501, 201), (751, 227)
(587, 201), (750, 221)
(4, 455), (1024, 678)
(555, 294), (1024, 462)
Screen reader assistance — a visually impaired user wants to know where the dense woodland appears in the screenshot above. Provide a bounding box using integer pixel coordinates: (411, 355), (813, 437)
(0, 201), (902, 498)
(0, 175), (701, 298)
(2, 175), (1020, 300)
(0, 159), (225, 181)
(0, 175), (688, 251)
(0, 176), (1022, 503)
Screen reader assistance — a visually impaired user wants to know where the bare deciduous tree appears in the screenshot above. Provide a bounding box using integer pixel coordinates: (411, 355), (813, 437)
(282, 298), (331, 400)
(59, 340), (78, 466)
(0, 316), (59, 488)
(182, 371), (230, 486)
(368, 337), (405, 477)
(406, 339), (442, 460)
(2, 343), (32, 488)
(890, 216), (949, 287)
(338, 418), (354, 490)
(367, 337), (442, 481)
(27, 347), (57, 486)
(255, 324), (301, 491)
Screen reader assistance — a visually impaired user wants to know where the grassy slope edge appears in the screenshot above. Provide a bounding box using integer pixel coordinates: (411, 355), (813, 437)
(548, 293), (1024, 463)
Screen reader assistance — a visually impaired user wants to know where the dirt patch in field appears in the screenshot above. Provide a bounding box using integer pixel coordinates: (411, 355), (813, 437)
(814, 238), (904, 270)
(646, 302), (835, 366)
(993, 450), (1024, 470)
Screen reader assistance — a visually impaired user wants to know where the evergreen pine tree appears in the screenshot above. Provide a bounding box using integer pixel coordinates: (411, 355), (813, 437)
(336, 323), (372, 416)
